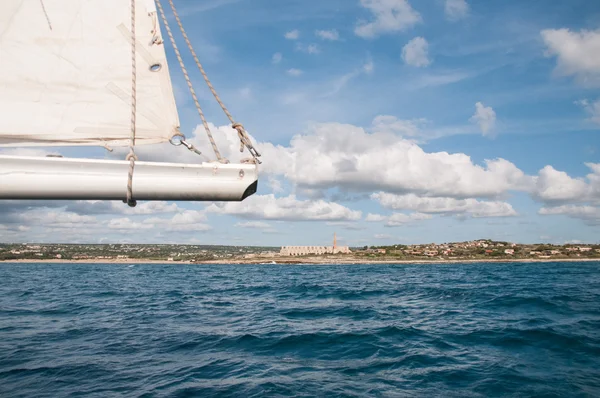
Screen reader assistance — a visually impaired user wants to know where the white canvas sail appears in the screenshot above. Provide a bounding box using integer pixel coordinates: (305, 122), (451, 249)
(0, 0), (179, 147)
(0, 0), (260, 204)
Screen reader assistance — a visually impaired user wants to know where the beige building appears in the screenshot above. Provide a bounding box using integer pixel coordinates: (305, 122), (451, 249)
(280, 245), (351, 256)
(280, 233), (351, 256)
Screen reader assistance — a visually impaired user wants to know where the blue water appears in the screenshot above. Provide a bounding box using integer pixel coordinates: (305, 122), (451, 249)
(1, 262), (599, 397)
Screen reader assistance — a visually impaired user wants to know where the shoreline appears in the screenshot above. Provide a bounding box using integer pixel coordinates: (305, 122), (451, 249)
(2, 257), (600, 265)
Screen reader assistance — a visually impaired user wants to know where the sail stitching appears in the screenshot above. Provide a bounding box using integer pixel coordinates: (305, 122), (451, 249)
(155, 0), (225, 163)
(126, 0), (139, 207)
(165, 0), (261, 164)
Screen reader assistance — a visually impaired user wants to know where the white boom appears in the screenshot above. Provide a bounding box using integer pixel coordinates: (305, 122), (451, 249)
(0, 155), (258, 202)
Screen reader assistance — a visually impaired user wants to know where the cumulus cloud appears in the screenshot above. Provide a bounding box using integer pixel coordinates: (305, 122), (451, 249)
(444, 0), (469, 21)
(470, 102), (496, 136)
(531, 163), (600, 225)
(285, 29), (300, 40)
(206, 194), (362, 221)
(372, 192), (518, 218)
(367, 212), (432, 227)
(315, 29), (340, 41)
(532, 163), (600, 205)
(541, 28), (600, 87)
(143, 210), (212, 232)
(20, 211), (98, 228)
(539, 205), (600, 226)
(65, 200), (180, 215)
(355, 0), (421, 39)
(248, 121), (531, 199)
(108, 217), (154, 230)
(402, 37), (431, 67)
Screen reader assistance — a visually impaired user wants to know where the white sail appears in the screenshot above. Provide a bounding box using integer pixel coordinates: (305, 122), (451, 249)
(0, 0), (179, 147)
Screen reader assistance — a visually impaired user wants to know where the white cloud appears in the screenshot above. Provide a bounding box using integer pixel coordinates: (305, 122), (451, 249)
(374, 234), (393, 239)
(371, 115), (427, 137)
(367, 212), (432, 227)
(470, 102), (496, 136)
(402, 37), (431, 67)
(307, 44), (319, 54)
(108, 217), (153, 230)
(64, 200), (180, 215)
(20, 211), (98, 228)
(577, 99), (600, 125)
(287, 68), (304, 77)
(253, 120), (531, 199)
(532, 163), (600, 205)
(355, 0), (421, 39)
(206, 194), (362, 221)
(444, 0), (469, 21)
(285, 29), (300, 40)
(323, 57), (375, 96)
(272, 52), (282, 64)
(144, 210), (212, 232)
(541, 28), (600, 87)
(539, 205), (600, 226)
(316, 29), (340, 41)
(372, 192), (518, 218)
(296, 43), (320, 54)
(267, 176), (284, 193)
(366, 214), (386, 222)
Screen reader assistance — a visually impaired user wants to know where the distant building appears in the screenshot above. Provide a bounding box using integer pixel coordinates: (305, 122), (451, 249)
(504, 249), (515, 255)
(280, 233), (351, 256)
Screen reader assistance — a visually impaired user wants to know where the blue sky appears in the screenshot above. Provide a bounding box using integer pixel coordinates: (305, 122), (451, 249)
(1, 0), (599, 246)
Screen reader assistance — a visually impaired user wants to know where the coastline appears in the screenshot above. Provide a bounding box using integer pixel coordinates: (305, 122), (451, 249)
(2, 257), (600, 265)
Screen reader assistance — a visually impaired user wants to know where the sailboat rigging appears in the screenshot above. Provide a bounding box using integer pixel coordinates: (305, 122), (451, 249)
(0, 0), (260, 206)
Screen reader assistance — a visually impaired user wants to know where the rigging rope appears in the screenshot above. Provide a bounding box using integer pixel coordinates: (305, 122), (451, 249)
(166, 0), (261, 163)
(126, 0), (138, 207)
(156, 0), (261, 163)
(155, 0), (225, 163)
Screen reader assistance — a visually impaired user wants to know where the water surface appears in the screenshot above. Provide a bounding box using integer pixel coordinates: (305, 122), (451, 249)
(1, 262), (599, 397)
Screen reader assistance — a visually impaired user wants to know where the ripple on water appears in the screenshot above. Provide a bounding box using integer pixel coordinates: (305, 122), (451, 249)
(0, 261), (599, 397)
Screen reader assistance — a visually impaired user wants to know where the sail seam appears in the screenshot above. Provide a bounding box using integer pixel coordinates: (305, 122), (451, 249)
(39, 0), (52, 31)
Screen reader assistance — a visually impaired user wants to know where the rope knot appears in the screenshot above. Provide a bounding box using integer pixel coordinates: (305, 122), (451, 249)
(126, 152), (138, 162)
(232, 123), (261, 164)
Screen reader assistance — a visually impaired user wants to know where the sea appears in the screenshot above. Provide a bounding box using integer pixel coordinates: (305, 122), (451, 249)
(1, 261), (599, 397)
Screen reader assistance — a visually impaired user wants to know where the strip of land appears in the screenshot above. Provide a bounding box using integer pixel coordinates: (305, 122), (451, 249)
(2, 256), (600, 265)
(1, 240), (599, 265)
